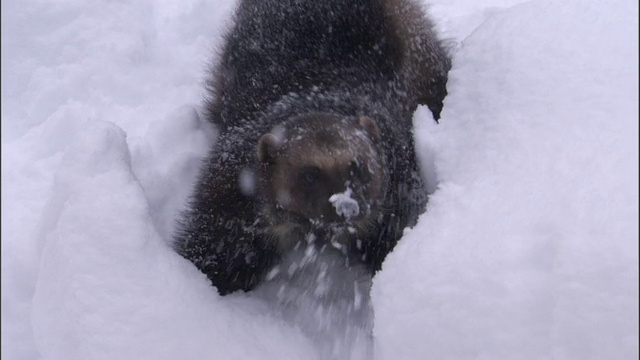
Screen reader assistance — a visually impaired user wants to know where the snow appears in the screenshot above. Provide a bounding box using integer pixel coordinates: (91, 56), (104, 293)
(374, 1), (639, 359)
(27, 120), (314, 360)
(2, 0), (637, 359)
(329, 188), (360, 219)
(255, 237), (374, 360)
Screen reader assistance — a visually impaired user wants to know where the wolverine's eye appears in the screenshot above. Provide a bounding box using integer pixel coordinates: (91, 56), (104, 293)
(298, 166), (321, 187)
(349, 160), (360, 177)
(349, 160), (370, 183)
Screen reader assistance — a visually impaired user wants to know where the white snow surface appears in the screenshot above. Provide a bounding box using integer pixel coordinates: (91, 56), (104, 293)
(2, 0), (638, 359)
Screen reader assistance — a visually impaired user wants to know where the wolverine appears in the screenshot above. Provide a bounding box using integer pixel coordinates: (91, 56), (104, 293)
(174, 0), (451, 295)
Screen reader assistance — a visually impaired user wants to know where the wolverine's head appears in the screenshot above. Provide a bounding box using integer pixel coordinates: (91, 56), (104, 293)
(256, 113), (385, 252)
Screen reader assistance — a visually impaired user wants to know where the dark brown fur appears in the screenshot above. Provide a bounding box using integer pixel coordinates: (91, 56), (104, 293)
(174, 0), (451, 295)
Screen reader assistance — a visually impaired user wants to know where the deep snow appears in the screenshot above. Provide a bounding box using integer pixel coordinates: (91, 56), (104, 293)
(2, 0), (638, 359)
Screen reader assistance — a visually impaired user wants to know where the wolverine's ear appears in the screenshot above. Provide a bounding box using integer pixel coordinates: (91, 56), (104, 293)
(257, 133), (280, 164)
(358, 116), (381, 141)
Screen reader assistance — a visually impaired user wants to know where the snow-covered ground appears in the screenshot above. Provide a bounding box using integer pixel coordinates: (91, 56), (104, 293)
(2, 0), (637, 359)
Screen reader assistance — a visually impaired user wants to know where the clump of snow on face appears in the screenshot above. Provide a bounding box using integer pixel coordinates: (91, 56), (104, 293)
(329, 188), (360, 219)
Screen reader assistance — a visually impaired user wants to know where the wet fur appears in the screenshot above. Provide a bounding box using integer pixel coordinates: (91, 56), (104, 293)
(174, 0), (451, 295)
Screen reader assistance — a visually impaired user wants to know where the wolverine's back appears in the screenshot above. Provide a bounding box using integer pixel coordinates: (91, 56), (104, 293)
(208, 0), (450, 128)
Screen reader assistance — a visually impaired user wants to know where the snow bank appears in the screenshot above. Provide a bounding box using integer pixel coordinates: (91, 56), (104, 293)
(373, 0), (639, 359)
(29, 120), (314, 360)
(2, 0), (637, 359)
